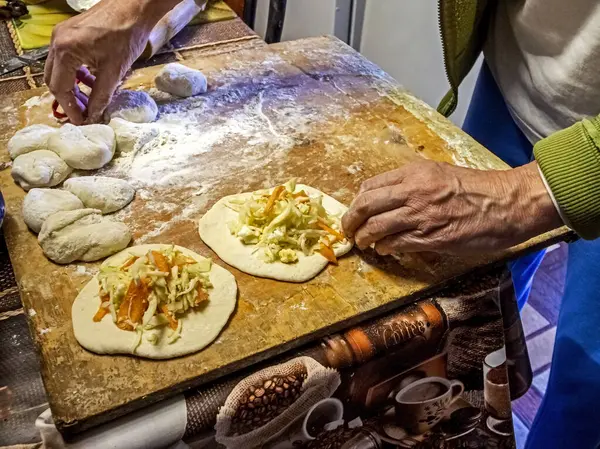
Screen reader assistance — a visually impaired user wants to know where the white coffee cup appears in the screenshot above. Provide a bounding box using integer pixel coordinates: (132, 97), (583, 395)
(269, 398), (344, 449)
(394, 376), (464, 434)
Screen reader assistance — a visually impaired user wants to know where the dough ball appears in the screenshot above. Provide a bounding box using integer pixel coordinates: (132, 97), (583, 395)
(38, 208), (131, 264)
(8, 124), (57, 159)
(22, 188), (84, 233)
(48, 123), (116, 170)
(155, 63), (208, 98)
(104, 90), (158, 123)
(109, 118), (159, 154)
(64, 176), (135, 214)
(12, 150), (72, 191)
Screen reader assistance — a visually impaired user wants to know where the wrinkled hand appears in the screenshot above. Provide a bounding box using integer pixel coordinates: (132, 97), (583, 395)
(44, 0), (177, 124)
(342, 160), (562, 256)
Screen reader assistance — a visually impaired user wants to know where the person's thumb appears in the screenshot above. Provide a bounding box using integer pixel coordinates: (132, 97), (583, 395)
(85, 71), (121, 124)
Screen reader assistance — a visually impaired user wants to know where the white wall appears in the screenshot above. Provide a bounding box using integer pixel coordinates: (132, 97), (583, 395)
(254, 0), (339, 42)
(358, 0), (480, 126)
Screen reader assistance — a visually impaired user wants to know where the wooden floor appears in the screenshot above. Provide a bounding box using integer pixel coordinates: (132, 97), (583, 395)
(512, 243), (567, 448)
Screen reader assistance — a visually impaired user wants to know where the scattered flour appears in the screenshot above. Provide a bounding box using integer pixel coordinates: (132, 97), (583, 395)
(23, 96), (43, 108)
(95, 79), (347, 242)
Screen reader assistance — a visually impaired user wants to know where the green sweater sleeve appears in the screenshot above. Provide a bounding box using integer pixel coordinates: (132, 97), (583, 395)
(534, 115), (600, 240)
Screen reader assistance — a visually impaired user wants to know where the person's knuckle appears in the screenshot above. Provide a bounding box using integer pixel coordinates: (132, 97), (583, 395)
(353, 194), (369, 215)
(366, 215), (386, 236)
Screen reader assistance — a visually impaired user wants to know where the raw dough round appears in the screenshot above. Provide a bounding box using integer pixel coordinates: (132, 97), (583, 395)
(104, 90), (158, 123)
(48, 123), (116, 170)
(109, 118), (159, 154)
(155, 63), (208, 98)
(38, 208), (131, 264)
(11, 150), (72, 191)
(64, 176), (135, 214)
(199, 185), (353, 282)
(72, 244), (238, 359)
(22, 188), (84, 233)
(8, 124), (57, 159)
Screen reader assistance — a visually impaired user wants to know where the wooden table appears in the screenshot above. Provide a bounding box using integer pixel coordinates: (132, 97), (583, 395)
(0, 36), (569, 436)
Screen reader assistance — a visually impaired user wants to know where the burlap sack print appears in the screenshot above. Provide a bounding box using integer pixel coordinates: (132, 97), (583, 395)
(215, 356), (341, 449)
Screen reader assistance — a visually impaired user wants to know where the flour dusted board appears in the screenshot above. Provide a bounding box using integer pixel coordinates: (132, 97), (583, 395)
(0, 37), (569, 435)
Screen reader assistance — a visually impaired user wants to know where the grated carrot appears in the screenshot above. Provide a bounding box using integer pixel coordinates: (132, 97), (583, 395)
(264, 185), (285, 215)
(195, 284), (209, 305)
(317, 242), (338, 265)
(116, 280), (149, 331)
(317, 217), (345, 241)
(121, 256), (138, 270)
(159, 304), (178, 330)
(93, 293), (110, 322)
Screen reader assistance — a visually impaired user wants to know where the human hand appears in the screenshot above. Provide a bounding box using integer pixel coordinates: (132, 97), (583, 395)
(44, 0), (180, 124)
(342, 160), (563, 256)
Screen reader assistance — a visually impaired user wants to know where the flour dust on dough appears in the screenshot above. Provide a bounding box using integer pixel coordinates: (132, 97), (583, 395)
(22, 188), (84, 233)
(199, 185), (353, 282)
(48, 123), (116, 170)
(64, 176), (135, 214)
(8, 124), (57, 159)
(38, 208), (131, 264)
(11, 150), (72, 191)
(72, 244), (238, 359)
(155, 63), (208, 98)
(109, 118), (159, 154)
(104, 90), (158, 123)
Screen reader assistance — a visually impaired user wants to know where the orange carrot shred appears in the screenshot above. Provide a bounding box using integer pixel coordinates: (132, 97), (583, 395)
(121, 256), (138, 270)
(160, 304), (178, 330)
(318, 243), (338, 265)
(116, 280), (150, 331)
(93, 307), (110, 322)
(195, 284), (209, 305)
(293, 190), (308, 198)
(151, 250), (170, 273)
(264, 185), (285, 215)
(317, 218), (345, 241)
(93, 293), (110, 322)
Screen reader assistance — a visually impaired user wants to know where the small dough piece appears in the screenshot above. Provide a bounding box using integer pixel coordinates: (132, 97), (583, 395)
(64, 176), (135, 214)
(38, 208), (131, 264)
(104, 90), (158, 123)
(155, 63), (208, 98)
(109, 118), (159, 154)
(22, 188), (84, 233)
(72, 244), (238, 359)
(199, 184), (353, 282)
(8, 124), (57, 159)
(48, 123), (116, 170)
(11, 150), (72, 191)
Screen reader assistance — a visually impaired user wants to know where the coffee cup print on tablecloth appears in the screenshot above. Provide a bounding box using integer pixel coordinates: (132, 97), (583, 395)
(269, 398), (344, 449)
(394, 376), (464, 434)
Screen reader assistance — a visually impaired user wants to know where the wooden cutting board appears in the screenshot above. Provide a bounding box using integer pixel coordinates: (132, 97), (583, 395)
(0, 36), (569, 436)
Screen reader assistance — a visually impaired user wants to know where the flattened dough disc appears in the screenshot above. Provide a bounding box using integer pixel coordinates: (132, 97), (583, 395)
(198, 185), (353, 283)
(72, 244), (237, 359)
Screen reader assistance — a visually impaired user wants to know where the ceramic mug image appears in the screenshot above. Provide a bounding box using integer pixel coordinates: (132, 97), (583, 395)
(269, 398), (344, 449)
(394, 376), (464, 434)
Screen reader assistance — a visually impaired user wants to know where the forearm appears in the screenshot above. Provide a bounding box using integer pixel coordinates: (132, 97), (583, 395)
(107, 0), (184, 33)
(534, 115), (600, 239)
(141, 0), (185, 22)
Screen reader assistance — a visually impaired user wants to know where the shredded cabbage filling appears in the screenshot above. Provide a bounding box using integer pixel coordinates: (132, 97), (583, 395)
(227, 180), (346, 264)
(93, 247), (212, 349)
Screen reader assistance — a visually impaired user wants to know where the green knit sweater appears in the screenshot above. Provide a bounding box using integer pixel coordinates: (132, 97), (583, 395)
(437, 0), (600, 239)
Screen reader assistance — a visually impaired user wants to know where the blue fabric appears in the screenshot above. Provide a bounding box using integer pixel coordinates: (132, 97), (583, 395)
(464, 62), (600, 448)
(525, 239), (600, 448)
(462, 62), (546, 309)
